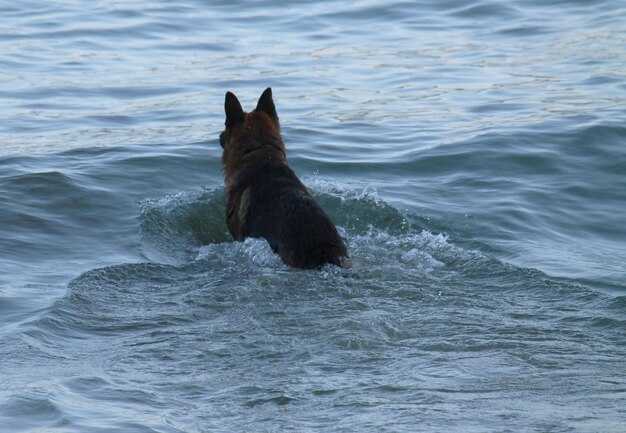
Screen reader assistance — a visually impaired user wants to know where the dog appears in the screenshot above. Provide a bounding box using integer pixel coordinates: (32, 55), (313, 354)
(219, 88), (347, 269)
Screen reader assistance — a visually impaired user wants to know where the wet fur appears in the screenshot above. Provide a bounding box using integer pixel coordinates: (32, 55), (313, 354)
(220, 88), (347, 269)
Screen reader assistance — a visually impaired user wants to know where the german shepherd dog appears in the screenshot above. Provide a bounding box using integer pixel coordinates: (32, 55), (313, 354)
(219, 88), (347, 269)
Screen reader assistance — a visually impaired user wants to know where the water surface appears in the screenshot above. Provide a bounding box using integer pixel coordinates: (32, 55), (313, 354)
(1, 1), (625, 432)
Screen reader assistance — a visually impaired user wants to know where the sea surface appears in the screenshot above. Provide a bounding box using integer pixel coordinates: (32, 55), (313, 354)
(1, 1), (625, 432)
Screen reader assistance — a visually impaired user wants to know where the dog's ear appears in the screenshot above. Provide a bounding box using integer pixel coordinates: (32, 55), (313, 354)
(225, 91), (244, 127)
(255, 87), (278, 123)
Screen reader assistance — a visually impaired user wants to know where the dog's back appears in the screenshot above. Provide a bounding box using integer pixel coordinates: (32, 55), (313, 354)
(219, 88), (347, 269)
(242, 162), (346, 268)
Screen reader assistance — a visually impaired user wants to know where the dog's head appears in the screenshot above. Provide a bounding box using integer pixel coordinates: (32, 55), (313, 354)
(219, 88), (285, 171)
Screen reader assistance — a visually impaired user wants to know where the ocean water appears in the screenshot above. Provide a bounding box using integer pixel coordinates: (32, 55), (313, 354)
(1, 0), (625, 431)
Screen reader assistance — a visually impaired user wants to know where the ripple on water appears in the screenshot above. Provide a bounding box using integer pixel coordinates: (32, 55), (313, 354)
(1, 0), (626, 431)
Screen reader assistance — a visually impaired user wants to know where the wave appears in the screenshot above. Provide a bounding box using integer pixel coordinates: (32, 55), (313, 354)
(10, 181), (620, 364)
(138, 188), (230, 265)
(137, 182), (453, 271)
(8, 183), (624, 433)
(12, 187), (464, 360)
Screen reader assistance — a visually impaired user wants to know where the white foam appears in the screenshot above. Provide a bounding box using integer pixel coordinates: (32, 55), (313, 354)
(195, 238), (285, 270)
(302, 176), (382, 203)
(192, 227), (468, 277)
(346, 229), (452, 274)
(140, 189), (218, 213)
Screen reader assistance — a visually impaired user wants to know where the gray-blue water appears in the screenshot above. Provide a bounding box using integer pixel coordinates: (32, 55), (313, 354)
(1, 1), (625, 432)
